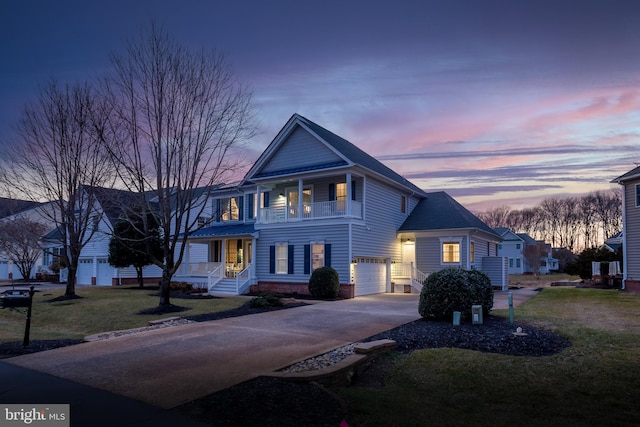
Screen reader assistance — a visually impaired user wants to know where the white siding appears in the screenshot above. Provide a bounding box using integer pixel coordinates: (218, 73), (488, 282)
(260, 127), (343, 174)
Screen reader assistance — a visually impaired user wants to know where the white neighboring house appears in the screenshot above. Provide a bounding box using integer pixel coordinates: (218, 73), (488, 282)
(495, 227), (558, 275)
(0, 199), (57, 280)
(40, 186), (162, 286)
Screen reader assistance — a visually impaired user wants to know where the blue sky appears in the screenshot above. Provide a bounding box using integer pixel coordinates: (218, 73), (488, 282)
(2, 0), (639, 211)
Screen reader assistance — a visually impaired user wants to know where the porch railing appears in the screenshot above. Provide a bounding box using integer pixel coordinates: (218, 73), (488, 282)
(235, 263), (253, 295)
(391, 262), (427, 292)
(259, 200), (362, 224)
(178, 262), (221, 277)
(208, 264), (225, 292)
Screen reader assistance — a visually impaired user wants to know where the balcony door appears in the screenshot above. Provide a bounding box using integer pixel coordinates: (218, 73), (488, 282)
(286, 187), (312, 219)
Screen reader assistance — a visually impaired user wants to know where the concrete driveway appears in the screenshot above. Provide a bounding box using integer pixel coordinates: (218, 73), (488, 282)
(6, 294), (421, 409)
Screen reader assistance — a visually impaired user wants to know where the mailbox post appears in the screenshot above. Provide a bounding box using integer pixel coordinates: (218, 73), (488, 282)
(0, 285), (35, 347)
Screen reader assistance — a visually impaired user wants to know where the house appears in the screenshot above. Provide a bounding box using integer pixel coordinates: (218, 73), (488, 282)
(40, 186), (162, 286)
(0, 199), (55, 280)
(600, 231), (623, 253)
(612, 166), (640, 292)
(29, 114), (506, 295)
(495, 228), (558, 275)
(175, 114), (507, 296)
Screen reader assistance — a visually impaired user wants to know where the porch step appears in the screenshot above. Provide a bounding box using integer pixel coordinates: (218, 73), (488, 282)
(209, 279), (239, 296)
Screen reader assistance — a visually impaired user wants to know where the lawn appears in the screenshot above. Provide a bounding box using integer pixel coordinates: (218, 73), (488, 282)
(0, 285), (247, 342)
(335, 287), (640, 427)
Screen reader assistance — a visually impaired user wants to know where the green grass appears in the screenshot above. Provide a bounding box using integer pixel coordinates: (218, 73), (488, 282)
(0, 286), (247, 341)
(510, 273), (580, 286)
(335, 288), (640, 426)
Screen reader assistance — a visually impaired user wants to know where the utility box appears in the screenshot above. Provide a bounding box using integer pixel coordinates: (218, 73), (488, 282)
(471, 305), (483, 325)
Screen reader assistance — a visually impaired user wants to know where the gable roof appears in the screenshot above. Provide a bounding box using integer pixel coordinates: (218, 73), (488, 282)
(246, 114), (426, 196)
(612, 165), (640, 184)
(516, 233), (538, 244)
(399, 191), (499, 238)
(494, 227), (524, 241)
(0, 198), (43, 219)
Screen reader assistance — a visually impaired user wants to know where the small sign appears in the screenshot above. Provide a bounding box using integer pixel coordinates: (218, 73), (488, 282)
(2, 404), (70, 426)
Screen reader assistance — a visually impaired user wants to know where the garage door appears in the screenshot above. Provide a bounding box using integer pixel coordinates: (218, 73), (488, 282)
(96, 258), (113, 286)
(352, 257), (387, 296)
(76, 258), (94, 285)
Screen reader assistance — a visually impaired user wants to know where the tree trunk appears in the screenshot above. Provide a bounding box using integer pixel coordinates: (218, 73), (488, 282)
(159, 270), (171, 306)
(136, 266), (144, 288)
(65, 267), (77, 297)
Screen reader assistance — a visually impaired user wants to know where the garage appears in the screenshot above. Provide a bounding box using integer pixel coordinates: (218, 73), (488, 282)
(351, 257), (388, 296)
(76, 258), (94, 285)
(96, 258), (113, 286)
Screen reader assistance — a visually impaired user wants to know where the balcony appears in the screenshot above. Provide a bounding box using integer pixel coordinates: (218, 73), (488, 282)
(259, 200), (362, 224)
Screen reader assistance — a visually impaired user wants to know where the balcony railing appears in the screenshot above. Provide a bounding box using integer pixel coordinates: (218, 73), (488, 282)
(259, 200), (362, 224)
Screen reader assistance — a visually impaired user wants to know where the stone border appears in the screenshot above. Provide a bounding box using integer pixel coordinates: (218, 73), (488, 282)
(263, 339), (395, 387)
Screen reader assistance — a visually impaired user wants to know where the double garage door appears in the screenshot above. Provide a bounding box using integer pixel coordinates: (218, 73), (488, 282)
(76, 258), (112, 286)
(352, 257), (388, 296)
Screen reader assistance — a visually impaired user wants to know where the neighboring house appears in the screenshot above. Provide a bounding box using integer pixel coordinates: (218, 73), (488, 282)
(175, 114), (507, 296)
(0, 199), (55, 280)
(40, 186), (162, 286)
(600, 231), (623, 253)
(495, 228), (558, 275)
(612, 166), (640, 292)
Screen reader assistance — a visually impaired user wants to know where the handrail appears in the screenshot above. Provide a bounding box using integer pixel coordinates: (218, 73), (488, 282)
(235, 263), (253, 294)
(391, 262), (427, 292)
(208, 264), (225, 292)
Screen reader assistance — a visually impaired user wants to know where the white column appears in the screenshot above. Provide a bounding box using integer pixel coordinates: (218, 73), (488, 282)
(221, 239), (227, 277)
(251, 237), (257, 280)
(346, 172), (352, 217)
(298, 178), (304, 220)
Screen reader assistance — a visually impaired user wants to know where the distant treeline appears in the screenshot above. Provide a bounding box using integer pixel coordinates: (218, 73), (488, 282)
(477, 188), (622, 253)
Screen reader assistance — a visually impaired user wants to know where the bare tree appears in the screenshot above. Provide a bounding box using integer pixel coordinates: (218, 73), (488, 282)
(477, 206), (511, 229)
(0, 81), (114, 297)
(102, 24), (256, 307)
(0, 216), (49, 280)
(523, 243), (547, 277)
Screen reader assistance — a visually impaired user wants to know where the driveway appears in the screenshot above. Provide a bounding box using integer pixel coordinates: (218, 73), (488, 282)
(6, 294), (421, 409)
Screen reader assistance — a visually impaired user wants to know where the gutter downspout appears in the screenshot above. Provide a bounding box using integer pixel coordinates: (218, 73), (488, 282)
(621, 184), (627, 290)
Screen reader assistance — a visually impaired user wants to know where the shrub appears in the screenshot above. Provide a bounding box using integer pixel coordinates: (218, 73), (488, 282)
(418, 268), (494, 320)
(308, 266), (340, 299)
(248, 292), (284, 309)
(169, 281), (193, 293)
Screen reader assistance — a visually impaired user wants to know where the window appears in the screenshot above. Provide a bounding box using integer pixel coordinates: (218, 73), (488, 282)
(276, 243), (288, 274)
(636, 184), (640, 207)
(509, 258), (514, 268)
(516, 258), (521, 268)
(197, 216), (210, 227)
(311, 243), (324, 271)
(217, 197), (241, 222)
(470, 242), (475, 263)
(442, 242), (460, 263)
(516, 243), (521, 250)
(498, 244), (502, 250)
(401, 196), (407, 213)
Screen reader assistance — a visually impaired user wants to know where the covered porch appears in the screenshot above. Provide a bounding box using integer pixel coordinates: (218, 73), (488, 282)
(175, 224), (258, 295)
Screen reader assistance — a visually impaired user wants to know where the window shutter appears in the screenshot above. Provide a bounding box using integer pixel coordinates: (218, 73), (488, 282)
(328, 183), (336, 201)
(263, 192), (270, 208)
(214, 241), (220, 262)
(288, 245), (294, 274)
(269, 245), (275, 274)
(247, 194), (254, 219)
(215, 199), (221, 222)
(325, 244), (331, 267)
(351, 180), (356, 200)
(304, 244), (311, 274)
(238, 196), (244, 221)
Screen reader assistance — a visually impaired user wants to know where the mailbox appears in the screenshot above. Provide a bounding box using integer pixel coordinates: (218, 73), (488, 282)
(0, 295), (31, 309)
(471, 305), (483, 325)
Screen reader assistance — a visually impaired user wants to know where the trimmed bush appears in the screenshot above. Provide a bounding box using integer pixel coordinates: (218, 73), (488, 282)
(308, 266), (340, 299)
(248, 292), (284, 308)
(418, 268), (494, 320)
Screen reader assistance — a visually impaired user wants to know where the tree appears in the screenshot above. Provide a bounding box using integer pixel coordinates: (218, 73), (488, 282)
(1, 81), (115, 297)
(522, 243), (547, 277)
(0, 216), (49, 280)
(102, 24), (256, 306)
(108, 211), (163, 288)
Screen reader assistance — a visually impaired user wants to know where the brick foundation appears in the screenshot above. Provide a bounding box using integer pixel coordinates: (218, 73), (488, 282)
(112, 277), (162, 287)
(252, 281), (355, 299)
(624, 279), (640, 293)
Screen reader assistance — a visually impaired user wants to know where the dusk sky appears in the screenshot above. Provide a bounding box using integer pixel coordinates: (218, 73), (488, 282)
(2, 0), (640, 211)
